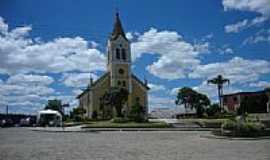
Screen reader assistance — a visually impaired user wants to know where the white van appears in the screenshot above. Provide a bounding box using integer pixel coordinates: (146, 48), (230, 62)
(37, 109), (62, 127)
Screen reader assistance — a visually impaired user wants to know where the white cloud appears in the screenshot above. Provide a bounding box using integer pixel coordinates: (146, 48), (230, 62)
(0, 74), (55, 113)
(72, 89), (83, 95)
(7, 74), (54, 86)
(131, 28), (207, 80)
(0, 17), (106, 75)
(225, 17), (267, 33)
(0, 74), (55, 96)
(217, 45), (234, 54)
(225, 19), (249, 33)
(0, 17), (108, 114)
(126, 32), (134, 40)
(223, 0), (270, 33)
(170, 87), (181, 96)
(189, 57), (270, 84)
(222, 0), (270, 16)
(61, 72), (98, 88)
(249, 81), (270, 88)
(0, 84), (54, 96)
(0, 17), (8, 34)
(193, 42), (210, 54)
(243, 29), (270, 44)
(148, 83), (166, 92)
(223, 48), (234, 54)
(149, 95), (175, 110)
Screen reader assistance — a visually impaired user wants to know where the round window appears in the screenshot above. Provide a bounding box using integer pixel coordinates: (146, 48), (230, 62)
(118, 68), (124, 74)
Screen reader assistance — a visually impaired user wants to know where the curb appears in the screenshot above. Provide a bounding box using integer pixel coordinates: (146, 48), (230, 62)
(83, 128), (215, 132)
(200, 135), (270, 140)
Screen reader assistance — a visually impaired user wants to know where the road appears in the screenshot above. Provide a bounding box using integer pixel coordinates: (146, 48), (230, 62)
(0, 128), (269, 160)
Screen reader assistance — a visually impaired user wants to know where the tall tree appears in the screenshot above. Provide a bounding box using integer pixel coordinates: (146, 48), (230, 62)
(175, 87), (196, 113)
(101, 87), (129, 118)
(175, 87), (210, 117)
(44, 99), (64, 115)
(70, 107), (86, 121)
(207, 75), (230, 111)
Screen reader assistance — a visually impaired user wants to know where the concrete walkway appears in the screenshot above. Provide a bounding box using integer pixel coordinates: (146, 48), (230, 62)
(150, 118), (201, 128)
(30, 125), (85, 132)
(30, 119), (210, 132)
(30, 126), (215, 132)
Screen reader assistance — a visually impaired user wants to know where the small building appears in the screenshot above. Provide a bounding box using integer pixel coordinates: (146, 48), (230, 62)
(77, 13), (149, 119)
(222, 88), (270, 113)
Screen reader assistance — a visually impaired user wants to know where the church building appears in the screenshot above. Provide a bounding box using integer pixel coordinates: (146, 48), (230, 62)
(77, 13), (149, 119)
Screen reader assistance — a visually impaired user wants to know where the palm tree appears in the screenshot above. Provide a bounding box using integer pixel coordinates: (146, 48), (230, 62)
(207, 75), (230, 111)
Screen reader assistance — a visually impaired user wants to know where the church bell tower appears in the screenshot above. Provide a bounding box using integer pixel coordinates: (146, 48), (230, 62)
(107, 12), (132, 92)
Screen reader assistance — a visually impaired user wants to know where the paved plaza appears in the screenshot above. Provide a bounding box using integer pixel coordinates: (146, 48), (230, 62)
(0, 128), (269, 160)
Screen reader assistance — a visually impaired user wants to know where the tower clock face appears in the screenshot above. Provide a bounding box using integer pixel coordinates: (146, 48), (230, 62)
(118, 68), (124, 75)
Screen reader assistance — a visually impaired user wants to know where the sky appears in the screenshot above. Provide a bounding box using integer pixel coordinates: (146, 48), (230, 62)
(0, 0), (269, 114)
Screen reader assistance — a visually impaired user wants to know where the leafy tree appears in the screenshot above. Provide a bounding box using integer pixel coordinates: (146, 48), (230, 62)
(207, 75), (230, 111)
(206, 103), (221, 117)
(130, 100), (146, 122)
(101, 87), (129, 117)
(44, 99), (63, 115)
(70, 107), (86, 121)
(175, 87), (195, 113)
(175, 87), (210, 117)
(72, 107), (86, 116)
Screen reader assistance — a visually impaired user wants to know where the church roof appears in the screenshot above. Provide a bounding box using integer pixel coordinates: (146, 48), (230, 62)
(110, 12), (128, 41)
(76, 72), (110, 99)
(132, 74), (150, 90)
(77, 72), (149, 99)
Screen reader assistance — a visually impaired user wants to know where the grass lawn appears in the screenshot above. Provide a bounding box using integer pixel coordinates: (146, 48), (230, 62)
(81, 121), (171, 128)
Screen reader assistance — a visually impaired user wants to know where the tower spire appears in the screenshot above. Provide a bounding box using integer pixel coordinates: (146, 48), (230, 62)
(111, 11), (127, 40)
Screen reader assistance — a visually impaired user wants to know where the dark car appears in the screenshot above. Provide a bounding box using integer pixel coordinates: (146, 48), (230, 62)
(0, 119), (14, 127)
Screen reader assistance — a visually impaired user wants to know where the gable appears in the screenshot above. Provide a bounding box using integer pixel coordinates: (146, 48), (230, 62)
(76, 72), (110, 99)
(132, 74), (150, 91)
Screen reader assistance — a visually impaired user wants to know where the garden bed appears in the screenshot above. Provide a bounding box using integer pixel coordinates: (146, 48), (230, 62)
(82, 121), (170, 128)
(180, 118), (227, 128)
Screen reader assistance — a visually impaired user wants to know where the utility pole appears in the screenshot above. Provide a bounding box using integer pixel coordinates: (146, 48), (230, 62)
(6, 105), (8, 115)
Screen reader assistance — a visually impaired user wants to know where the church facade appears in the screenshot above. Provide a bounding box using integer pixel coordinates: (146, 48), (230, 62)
(77, 13), (149, 119)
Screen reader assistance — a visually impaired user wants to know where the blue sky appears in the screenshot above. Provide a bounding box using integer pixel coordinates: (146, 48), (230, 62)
(0, 0), (269, 114)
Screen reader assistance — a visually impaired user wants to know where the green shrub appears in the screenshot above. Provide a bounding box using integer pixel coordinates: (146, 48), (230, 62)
(221, 118), (265, 137)
(221, 119), (237, 130)
(129, 103), (147, 122)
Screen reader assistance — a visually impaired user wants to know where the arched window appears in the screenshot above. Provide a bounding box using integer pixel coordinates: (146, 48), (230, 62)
(122, 81), (126, 87)
(121, 48), (126, 60)
(116, 48), (120, 59)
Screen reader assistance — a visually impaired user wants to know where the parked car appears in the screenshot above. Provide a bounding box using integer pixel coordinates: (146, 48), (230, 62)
(20, 117), (31, 127)
(0, 119), (14, 127)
